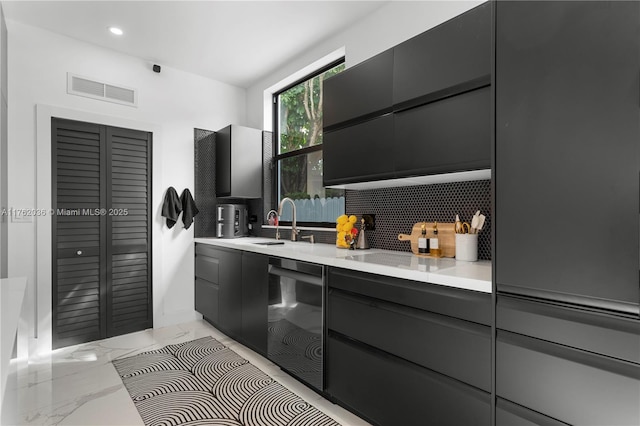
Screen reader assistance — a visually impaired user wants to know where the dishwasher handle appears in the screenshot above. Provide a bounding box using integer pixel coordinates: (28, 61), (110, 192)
(268, 264), (323, 287)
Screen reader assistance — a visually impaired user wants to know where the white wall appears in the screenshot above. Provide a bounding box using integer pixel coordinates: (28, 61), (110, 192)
(0, 3), (7, 279)
(7, 20), (246, 354)
(246, 0), (484, 130)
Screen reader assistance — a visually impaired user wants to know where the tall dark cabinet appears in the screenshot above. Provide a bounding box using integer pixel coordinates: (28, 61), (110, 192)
(495, 0), (639, 314)
(495, 2), (640, 424)
(52, 118), (152, 349)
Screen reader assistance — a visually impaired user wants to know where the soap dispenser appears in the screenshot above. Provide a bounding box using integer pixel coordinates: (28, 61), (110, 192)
(356, 218), (370, 249)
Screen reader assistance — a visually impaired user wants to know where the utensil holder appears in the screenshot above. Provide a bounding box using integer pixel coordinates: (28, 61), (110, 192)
(455, 233), (478, 262)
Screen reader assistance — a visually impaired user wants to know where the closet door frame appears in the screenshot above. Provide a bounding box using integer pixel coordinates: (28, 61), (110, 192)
(35, 105), (160, 355)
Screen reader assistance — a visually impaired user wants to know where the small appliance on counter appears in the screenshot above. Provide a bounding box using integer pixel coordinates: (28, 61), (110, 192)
(216, 204), (248, 238)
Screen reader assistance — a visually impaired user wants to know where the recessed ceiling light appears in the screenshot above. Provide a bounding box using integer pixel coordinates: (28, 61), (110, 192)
(109, 27), (123, 36)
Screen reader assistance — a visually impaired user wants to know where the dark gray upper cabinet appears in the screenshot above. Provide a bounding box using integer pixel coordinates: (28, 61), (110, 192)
(323, 115), (395, 185)
(393, 2), (491, 109)
(394, 86), (490, 176)
(323, 49), (393, 129)
(495, 1), (640, 315)
(322, 3), (492, 187)
(215, 125), (262, 198)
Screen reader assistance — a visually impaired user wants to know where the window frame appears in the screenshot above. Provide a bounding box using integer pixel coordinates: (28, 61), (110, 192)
(271, 57), (345, 228)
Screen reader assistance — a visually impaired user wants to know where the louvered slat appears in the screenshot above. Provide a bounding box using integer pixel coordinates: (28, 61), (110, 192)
(52, 119), (104, 349)
(108, 127), (151, 337)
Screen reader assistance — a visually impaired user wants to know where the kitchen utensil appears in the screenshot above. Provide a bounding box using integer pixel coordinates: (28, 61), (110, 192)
(470, 211), (481, 234)
(455, 215), (462, 234)
(476, 214), (486, 232)
(398, 222), (456, 258)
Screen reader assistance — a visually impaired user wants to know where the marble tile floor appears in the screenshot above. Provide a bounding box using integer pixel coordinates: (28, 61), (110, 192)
(1, 320), (371, 426)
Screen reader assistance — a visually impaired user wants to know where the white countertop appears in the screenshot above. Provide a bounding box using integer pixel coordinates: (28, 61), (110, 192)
(194, 237), (492, 293)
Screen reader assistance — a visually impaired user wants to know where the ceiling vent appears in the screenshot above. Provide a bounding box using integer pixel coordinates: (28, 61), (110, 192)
(67, 73), (137, 107)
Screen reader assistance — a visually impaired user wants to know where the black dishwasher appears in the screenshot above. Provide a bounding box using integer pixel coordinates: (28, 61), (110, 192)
(267, 257), (324, 391)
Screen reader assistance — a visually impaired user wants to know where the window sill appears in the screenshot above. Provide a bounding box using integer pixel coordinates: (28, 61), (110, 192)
(261, 225), (336, 233)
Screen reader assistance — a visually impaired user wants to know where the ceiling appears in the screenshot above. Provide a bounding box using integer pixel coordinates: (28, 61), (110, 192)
(2, 0), (389, 88)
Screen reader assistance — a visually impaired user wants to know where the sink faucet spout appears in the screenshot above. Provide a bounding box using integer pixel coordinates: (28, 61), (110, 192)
(277, 197), (298, 241)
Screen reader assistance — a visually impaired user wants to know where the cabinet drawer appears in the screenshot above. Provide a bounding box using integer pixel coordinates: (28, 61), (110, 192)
(323, 115), (395, 185)
(328, 288), (490, 390)
(197, 242), (230, 257)
(195, 278), (218, 324)
(496, 398), (569, 426)
(328, 267), (491, 326)
(323, 49), (393, 128)
(327, 332), (490, 426)
(497, 295), (640, 364)
(394, 86), (490, 177)
(497, 330), (640, 425)
(393, 2), (491, 107)
(195, 255), (219, 284)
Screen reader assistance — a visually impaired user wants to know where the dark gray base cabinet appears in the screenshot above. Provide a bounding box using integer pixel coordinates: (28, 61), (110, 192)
(328, 287), (490, 391)
(194, 278), (218, 325)
(496, 295), (640, 426)
(195, 244), (221, 325)
(326, 267), (491, 424)
(195, 244), (269, 355)
(496, 330), (640, 426)
(495, 398), (569, 426)
(241, 252), (268, 355)
(194, 244), (242, 339)
(327, 332), (490, 426)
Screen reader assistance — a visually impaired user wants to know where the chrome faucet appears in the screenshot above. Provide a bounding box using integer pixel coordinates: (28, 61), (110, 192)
(277, 197), (299, 241)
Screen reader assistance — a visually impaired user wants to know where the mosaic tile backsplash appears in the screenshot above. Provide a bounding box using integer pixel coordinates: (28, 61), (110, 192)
(345, 180), (492, 260)
(194, 129), (216, 238)
(194, 128), (491, 259)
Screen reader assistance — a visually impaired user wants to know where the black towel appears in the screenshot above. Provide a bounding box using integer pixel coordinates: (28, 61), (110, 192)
(161, 187), (181, 229)
(180, 188), (199, 230)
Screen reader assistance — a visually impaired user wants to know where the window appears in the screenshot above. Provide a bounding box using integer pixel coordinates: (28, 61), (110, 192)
(273, 60), (345, 225)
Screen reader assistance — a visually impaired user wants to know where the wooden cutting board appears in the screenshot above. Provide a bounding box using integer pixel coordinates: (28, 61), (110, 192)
(398, 222), (456, 258)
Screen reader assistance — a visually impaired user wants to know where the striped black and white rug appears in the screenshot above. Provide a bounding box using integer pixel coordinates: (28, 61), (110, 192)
(113, 336), (340, 426)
